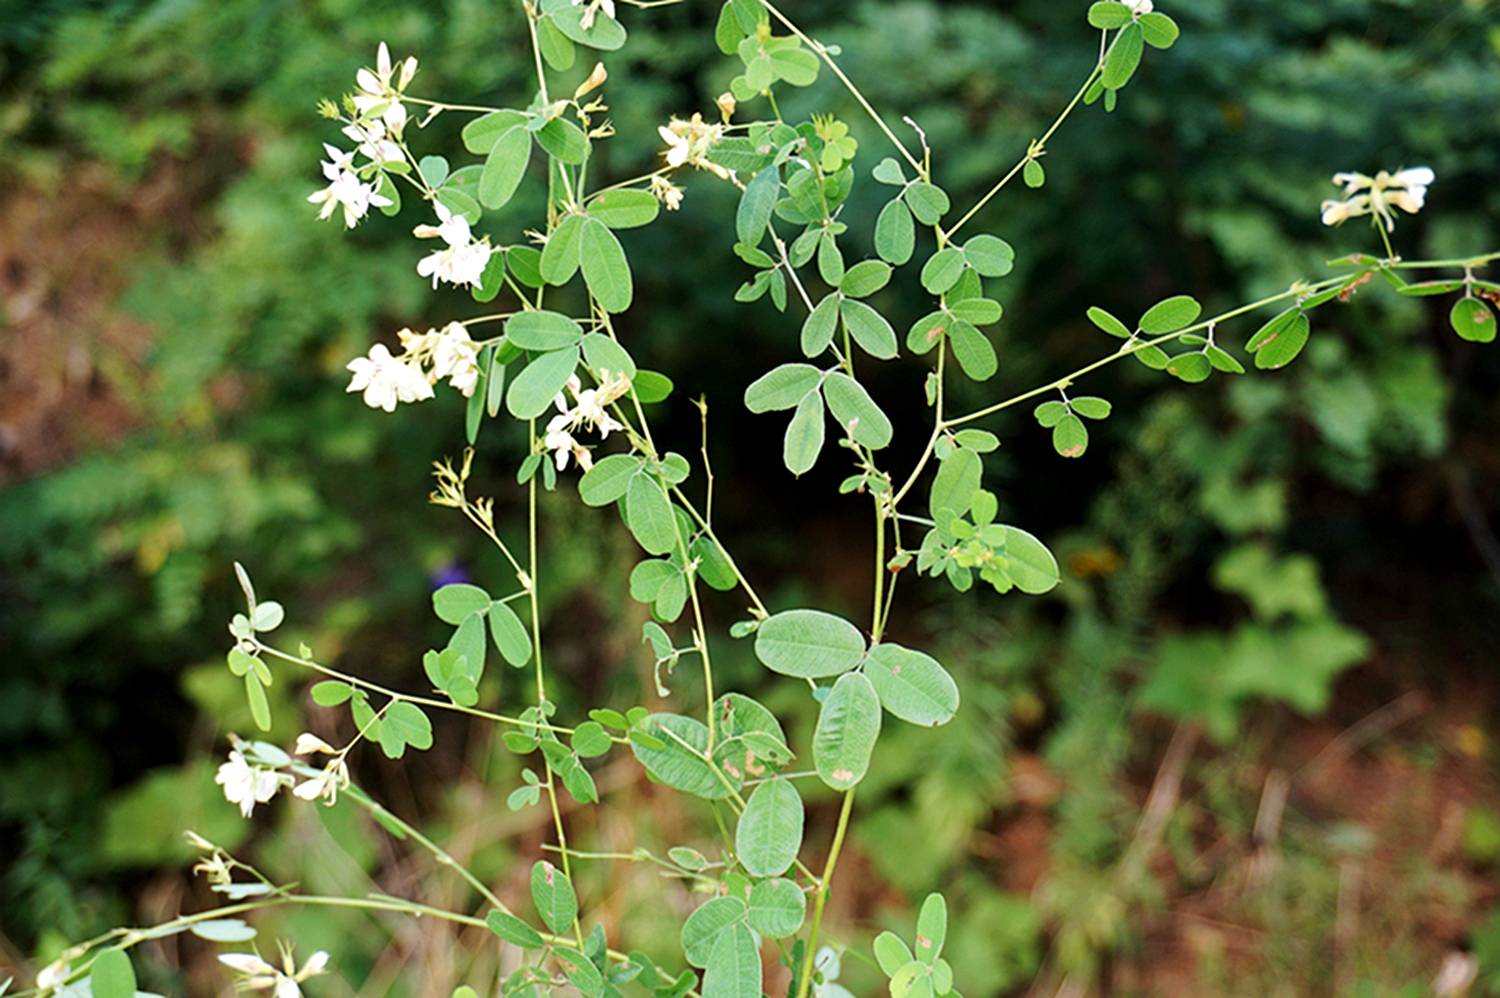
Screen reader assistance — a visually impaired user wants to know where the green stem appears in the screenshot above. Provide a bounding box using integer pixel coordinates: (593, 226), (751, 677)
(795, 788), (857, 998)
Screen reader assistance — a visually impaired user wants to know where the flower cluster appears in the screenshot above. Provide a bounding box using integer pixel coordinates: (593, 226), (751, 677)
(414, 203), (495, 288)
(220, 946), (330, 998)
(346, 321), (482, 412)
(658, 113), (730, 179)
(306, 44), (418, 228)
(290, 732), (351, 805)
(306, 143), (393, 228)
(1321, 166), (1434, 231)
(216, 744), (293, 819)
(352, 41), (417, 133)
(543, 371), (632, 471)
(1121, 0), (1155, 14)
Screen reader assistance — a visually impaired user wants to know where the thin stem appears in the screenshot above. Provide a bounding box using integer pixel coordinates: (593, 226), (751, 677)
(941, 55), (1105, 243)
(795, 789), (858, 998)
(757, 0), (925, 177)
(943, 276), (1348, 430)
(257, 643), (572, 734)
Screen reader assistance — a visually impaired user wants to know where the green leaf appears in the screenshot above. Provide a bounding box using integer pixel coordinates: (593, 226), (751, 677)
(1003, 526), (1060, 594)
(950, 297), (1002, 326)
(507, 245), (544, 287)
(801, 294), (840, 357)
(682, 896), (748, 968)
(920, 247), (966, 295)
(548, 0), (628, 49)
(571, 720), (612, 758)
(1139, 11), (1179, 49)
(632, 713), (735, 799)
(578, 453), (640, 506)
(587, 188), (660, 229)
(433, 583), (491, 624)
(489, 600), (532, 668)
(1087, 1), (1132, 29)
(536, 117), (588, 164)
(755, 608), (866, 678)
(1070, 396), (1112, 419)
(625, 474), (677, 555)
(948, 320), (997, 381)
(462, 109), (527, 154)
(1139, 295), (1201, 334)
(436, 186), (480, 225)
(783, 391), (826, 476)
(818, 231), (845, 286)
(1102, 22), (1145, 90)
(1034, 400), (1069, 427)
(1451, 297), (1497, 343)
(962, 235), (1015, 277)
(478, 125), (531, 209)
(823, 371), (893, 448)
(905, 182), (950, 225)
(746, 364), (822, 415)
(875, 198), (915, 265)
(747, 878), (806, 938)
(874, 932), (914, 976)
(1166, 351), (1212, 383)
(915, 893), (947, 963)
(530, 860), (578, 935)
(541, 212), (586, 285)
(703, 924), (762, 998)
(813, 672), (882, 790)
(581, 331), (636, 379)
(840, 299), (898, 359)
(865, 643), (960, 727)
(89, 948), (136, 998)
(507, 346), (580, 419)
(381, 702), (434, 758)
(736, 166), (779, 247)
(557, 949), (605, 998)
(505, 310), (583, 352)
(1087, 306), (1131, 338)
(580, 218), (633, 313)
(445, 613), (486, 684)
(244, 672), (271, 732)
(736, 778), (804, 877)
(840, 260), (893, 298)
(537, 16), (575, 69)
(1052, 413), (1088, 457)
(1251, 312), (1311, 369)
(929, 448), (981, 518)
(873, 157), (906, 185)
(1023, 158), (1046, 188)
(311, 680), (353, 706)
(486, 910), (545, 949)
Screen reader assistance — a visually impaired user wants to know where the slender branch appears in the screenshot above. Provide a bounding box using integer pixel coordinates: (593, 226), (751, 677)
(794, 789), (857, 998)
(757, 0), (926, 177)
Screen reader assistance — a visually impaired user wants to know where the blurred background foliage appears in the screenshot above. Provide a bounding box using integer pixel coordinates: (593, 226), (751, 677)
(3, 0), (1500, 994)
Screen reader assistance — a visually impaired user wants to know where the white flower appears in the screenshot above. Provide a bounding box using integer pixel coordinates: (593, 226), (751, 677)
(220, 948), (330, 998)
(552, 373), (628, 438)
(414, 203), (494, 289)
(657, 113), (729, 178)
(1322, 166), (1434, 231)
(543, 417), (591, 472)
(294, 732), (336, 756)
(650, 175), (684, 210)
(37, 960), (70, 990)
(812, 947), (854, 998)
(431, 322), (482, 397)
(1120, 0), (1154, 14)
(345, 343), (434, 412)
(306, 147), (391, 229)
(571, 0), (616, 30)
(215, 749), (290, 819)
(353, 42), (418, 134)
(291, 758), (348, 806)
(340, 120), (403, 168)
